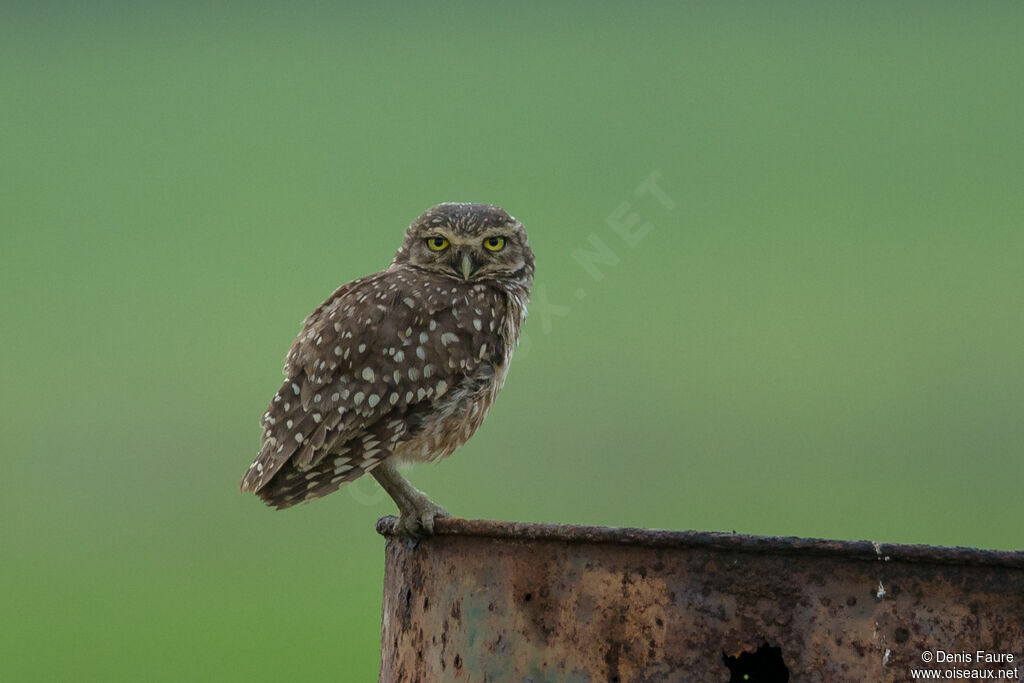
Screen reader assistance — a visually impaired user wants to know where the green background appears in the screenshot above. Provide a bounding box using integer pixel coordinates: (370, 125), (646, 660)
(3, 2), (1022, 680)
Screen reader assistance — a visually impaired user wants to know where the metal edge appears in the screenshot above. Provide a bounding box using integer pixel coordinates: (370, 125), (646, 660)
(376, 516), (1024, 569)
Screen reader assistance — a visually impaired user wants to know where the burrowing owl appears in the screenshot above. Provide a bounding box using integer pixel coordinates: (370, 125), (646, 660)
(240, 203), (534, 536)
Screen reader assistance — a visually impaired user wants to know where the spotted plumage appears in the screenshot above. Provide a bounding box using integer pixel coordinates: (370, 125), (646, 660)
(240, 203), (533, 530)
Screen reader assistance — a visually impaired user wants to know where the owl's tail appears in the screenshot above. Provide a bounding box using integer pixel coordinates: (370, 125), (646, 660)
(254, 458), (362, 509)
(241, 374), (401, 508)
(249, 435), (392, 510)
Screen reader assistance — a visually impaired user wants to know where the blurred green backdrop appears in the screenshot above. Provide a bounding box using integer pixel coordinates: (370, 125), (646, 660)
(2, 2), (1022, 680)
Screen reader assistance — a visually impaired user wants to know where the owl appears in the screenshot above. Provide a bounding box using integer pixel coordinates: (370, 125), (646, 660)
(240, 203), (534, 537)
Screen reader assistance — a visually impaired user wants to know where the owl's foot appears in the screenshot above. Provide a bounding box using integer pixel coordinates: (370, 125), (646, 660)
(371, 460), (450, 539)
(396, 498), (450, 538)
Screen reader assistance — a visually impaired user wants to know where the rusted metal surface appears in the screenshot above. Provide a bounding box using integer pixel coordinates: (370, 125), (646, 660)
(378, 517), (1024, 682)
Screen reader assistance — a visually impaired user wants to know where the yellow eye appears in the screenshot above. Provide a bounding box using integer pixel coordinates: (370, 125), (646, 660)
(426, 236), (449, 251)
(483, 236), (506, 252)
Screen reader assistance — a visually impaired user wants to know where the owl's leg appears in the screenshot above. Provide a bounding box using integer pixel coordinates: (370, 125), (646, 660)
(370, 460), (450, 537)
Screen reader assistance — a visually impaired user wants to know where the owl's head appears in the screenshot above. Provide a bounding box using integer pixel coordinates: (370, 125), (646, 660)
(393, 203), (534, 285)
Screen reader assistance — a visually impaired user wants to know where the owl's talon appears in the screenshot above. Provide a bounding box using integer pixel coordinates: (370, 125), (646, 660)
(396, 500), (449, 539)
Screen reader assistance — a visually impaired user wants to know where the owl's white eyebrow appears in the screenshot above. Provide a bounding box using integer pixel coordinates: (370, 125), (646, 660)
(478, 228), (511, 239)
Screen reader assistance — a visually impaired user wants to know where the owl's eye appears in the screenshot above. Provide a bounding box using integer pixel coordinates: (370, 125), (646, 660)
(483, 236), (506, 252)
(426, 236), (450, 251)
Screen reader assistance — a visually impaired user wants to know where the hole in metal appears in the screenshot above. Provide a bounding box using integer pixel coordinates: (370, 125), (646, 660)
(722, 642), (789, 682)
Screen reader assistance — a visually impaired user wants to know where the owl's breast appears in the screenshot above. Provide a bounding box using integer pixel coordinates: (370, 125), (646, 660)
(391, 361), (504, 465)
(390, 284), (526, 466)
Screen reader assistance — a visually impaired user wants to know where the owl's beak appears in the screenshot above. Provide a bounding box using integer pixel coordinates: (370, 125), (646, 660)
(458, 251), (474, 280)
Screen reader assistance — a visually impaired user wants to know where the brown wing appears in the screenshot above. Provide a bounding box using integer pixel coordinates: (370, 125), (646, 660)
(239, 268), (506, 506)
